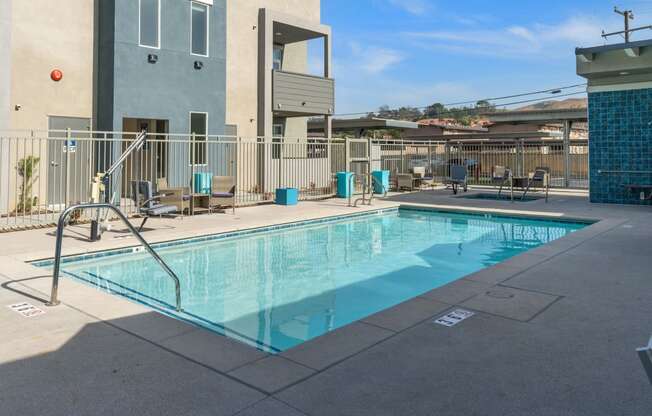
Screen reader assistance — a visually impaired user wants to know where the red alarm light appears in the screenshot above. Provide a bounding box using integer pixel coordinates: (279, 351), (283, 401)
(50, 69), (63, 82)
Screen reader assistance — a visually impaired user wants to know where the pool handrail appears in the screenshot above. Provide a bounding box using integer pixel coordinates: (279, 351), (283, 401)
(45, 203), (182, 312)
(352, 173), (387, 207)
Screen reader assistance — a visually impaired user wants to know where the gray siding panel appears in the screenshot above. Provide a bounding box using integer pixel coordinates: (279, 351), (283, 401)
(273, 71), (334, 115)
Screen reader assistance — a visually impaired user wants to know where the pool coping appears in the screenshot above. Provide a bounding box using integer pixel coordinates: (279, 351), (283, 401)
(30, 204), (594, 267)
(7, 202), (624, 395)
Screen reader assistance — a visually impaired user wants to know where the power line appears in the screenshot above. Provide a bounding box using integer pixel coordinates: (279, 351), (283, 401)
(333, 83), (587, 117)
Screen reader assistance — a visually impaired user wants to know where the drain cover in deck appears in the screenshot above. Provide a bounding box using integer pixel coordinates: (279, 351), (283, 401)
(7, 302), (45, 318)
(434, 309), (474, 327)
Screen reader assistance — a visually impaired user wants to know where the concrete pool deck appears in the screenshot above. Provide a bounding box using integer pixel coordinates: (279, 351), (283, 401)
(0, 189), (651, 415)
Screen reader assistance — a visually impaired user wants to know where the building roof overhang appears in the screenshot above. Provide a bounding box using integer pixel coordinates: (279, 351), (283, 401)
(576, 39), (652, 86)
(308, 117), (420, 132)
(484, 108), (588, 123)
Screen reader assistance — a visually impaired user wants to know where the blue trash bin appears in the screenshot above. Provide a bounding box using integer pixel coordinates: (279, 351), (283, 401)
(372, 170), (389, 194)
(193, 172), (213, 194)
(336, 172), (354, 198)
(276, 188), (298, 205)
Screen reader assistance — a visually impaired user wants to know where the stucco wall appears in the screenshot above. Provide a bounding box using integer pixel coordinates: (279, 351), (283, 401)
(225, 0), (321, 139)
(9, 0), (94, 132)
(97, 0), (227, 136)
(0, 0), (11, 132)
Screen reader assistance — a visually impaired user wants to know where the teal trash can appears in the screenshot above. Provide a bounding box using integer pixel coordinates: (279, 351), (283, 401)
(372, 170), (389, 194)
(336, 172), (354, 198)
(193, 172), (213, 194)
(276, 188), (298, 205)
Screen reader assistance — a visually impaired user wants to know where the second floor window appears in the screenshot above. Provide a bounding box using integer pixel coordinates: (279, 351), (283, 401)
(191, 2), (209, 56)
(139, 0), (160, 48)
(273, 44), (284, 70)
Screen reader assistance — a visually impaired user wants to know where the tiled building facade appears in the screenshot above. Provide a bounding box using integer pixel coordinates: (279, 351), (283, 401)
(588, 88), (652, 204)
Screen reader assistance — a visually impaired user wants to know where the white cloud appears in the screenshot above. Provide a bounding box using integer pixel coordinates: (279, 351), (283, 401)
(388, 0), (432, 16)
(403, 16), (606, 59)
(349, 42), (405, 74)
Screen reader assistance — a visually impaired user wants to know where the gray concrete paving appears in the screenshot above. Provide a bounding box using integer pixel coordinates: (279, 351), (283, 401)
(0, 191), (651, 415)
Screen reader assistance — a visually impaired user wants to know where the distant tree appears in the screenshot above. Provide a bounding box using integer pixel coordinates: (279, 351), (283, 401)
(423, 102), (446, 118)
(396, 106), (423, 121)
(475, 99), (496, 113)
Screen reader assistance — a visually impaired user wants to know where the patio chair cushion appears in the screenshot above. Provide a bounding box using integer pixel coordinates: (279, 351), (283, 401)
(144, 204), (178, 216)
(212, 192), (234, 198)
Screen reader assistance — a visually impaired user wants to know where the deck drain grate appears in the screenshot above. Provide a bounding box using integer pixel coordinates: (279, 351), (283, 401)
(434, 309), (475, 327)
(7, 302), (45, 318)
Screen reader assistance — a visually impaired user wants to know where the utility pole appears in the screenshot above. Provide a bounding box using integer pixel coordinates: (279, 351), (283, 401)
(602, 7), (652, 42)
(615, 7), (634, 42)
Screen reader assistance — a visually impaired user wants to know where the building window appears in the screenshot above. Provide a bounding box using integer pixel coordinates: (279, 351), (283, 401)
(273, 44), (284, 71)
(191, 2), (209, 56)
(272, 123), (284, 159)
(308, 139), (328, 159)
(139, 0), (160, 48)
(190, 112), (208, 165)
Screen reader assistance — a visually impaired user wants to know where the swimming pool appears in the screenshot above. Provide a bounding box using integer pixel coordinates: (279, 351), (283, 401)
(35, 208), (586, 352)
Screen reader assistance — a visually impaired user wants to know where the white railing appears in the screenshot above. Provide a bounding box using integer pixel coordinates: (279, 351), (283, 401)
(369, 138), (589, 190)
(0, 130), (346, 231)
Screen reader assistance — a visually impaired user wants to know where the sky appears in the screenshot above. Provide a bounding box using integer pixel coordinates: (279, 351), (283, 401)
(311, 0), (652, 115)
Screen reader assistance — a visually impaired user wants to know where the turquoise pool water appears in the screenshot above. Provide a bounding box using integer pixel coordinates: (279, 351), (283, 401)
(41, 208), (586, 352)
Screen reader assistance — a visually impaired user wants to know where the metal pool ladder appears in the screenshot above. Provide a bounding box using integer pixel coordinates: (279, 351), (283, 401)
(45, 203), (182, 312)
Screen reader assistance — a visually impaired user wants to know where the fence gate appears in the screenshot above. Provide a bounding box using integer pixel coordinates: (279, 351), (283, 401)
(347, 138), (370, 176)
(47, 117), (92, 210)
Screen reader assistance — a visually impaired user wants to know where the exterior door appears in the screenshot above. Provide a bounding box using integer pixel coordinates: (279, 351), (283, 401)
(47, 116), (91, 209)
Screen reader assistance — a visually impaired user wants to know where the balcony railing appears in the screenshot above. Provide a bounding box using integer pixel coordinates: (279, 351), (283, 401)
(272, 70), (334, 116)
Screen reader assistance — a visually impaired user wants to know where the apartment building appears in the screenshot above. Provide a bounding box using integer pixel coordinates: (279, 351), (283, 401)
(0, 0), (334, 213)
(0, 0), (333, 139)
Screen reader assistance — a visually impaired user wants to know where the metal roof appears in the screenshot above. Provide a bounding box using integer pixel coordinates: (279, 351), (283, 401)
(483, 108), (587, 123)
(308, 117), (420, 132)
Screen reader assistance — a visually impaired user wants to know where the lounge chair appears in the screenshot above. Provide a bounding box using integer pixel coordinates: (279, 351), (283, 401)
(412, 166), (436, 190)
(522, 167), (550, 202)
(492, 166), (511, 198)
(156, 178), (191, 214)
(397, 173), (415, 191)
(444, 165), (468, 195)
(210, 176), (236, 214)
(130, 180), (178, 231)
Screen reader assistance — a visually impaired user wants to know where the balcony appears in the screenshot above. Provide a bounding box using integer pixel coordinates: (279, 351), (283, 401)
(272, 70), (334, 117)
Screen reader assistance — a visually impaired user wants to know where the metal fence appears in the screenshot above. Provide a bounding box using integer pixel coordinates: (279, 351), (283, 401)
(0, 130), (346, 231)
(371, 138), (589, 190)
(0, 131), (589, 231)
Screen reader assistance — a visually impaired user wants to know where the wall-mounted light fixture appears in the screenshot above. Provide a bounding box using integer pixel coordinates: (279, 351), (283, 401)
(148, 54), (158, 64)
(194, 61), (204, 70)
(14, 104), (22, 111)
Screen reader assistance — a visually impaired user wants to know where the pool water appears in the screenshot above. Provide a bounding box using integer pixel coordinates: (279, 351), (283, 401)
(44, 208), (586, 352)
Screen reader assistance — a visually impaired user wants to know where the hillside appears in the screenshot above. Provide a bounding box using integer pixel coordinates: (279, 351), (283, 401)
(516, 98), (587, 111)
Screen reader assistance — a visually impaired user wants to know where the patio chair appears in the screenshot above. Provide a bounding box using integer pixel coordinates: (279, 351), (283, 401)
(522, 167), (550, 202)
(130, 180), (178, 231)
(210, 176), (236, 214)
(492, 166), (511, 198)
(412, 166), (436, 190)
(156, 178), (191, 214)
(444, 165), (468, 195)
(397, 173), (415, 191)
